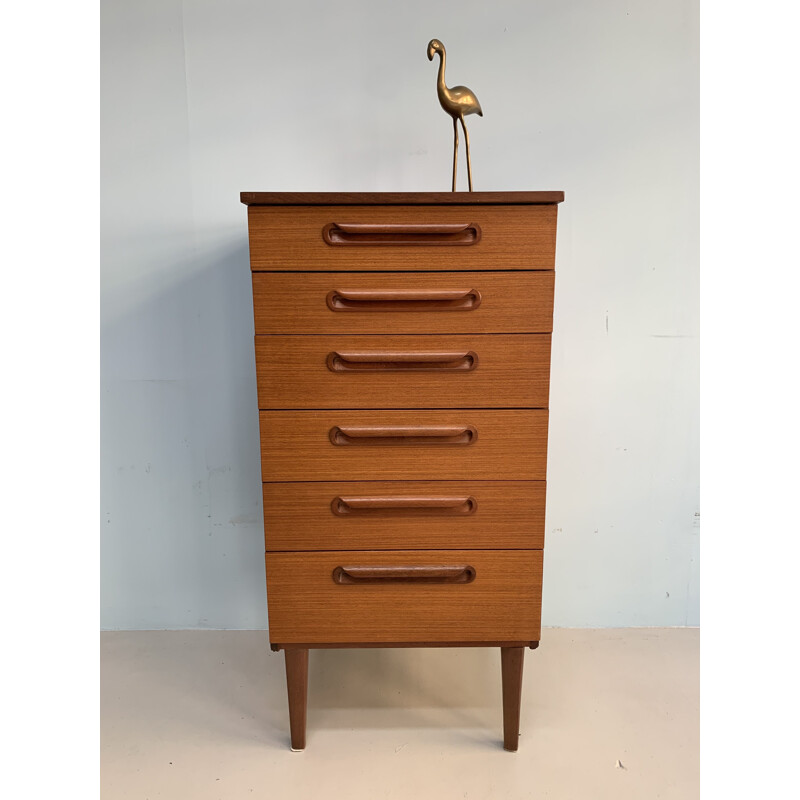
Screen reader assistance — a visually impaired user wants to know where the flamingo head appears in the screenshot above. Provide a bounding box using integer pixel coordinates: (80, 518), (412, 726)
(427, 39), (444, 61)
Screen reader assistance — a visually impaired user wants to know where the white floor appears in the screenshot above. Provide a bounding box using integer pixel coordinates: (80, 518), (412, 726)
(101, 628), (698, 799)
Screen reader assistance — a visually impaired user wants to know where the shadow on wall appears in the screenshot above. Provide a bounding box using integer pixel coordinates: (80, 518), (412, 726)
(101, 234), (269, 630)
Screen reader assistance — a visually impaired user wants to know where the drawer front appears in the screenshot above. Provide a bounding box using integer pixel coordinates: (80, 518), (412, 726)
(252, 271), (554, 334)
(259, 409), (547, 481)
(255, 334), (551, 410)
(247, 204), (557, 271)
(265, 549), (543, 643)
(262, 480), (546, 551)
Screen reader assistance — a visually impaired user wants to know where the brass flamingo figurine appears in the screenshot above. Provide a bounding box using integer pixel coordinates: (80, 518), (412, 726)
(427, 38), (483, 191)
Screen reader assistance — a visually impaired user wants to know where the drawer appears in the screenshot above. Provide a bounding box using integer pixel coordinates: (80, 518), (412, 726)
(252, 271), (554, 334)
(255, 334), (551, 409)
(259, 409), (547, 481)
(262, 481), (546, 551)
(247, 205), (557, 271)
(265, 549), (544, 644)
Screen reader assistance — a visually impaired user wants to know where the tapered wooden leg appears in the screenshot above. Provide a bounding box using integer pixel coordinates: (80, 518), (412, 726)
(501, 646), (524, 752)
(284, 648), (308, 751)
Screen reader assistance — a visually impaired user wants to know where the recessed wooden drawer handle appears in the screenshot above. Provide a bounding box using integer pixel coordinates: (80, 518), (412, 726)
(322, 222), (481, 247)
(332, 564), (476, 584)
(331, 495), (478, 516)
(329, 424), (478, 446)
(326, 350), (478, 373)
(326, 288), (482, 312)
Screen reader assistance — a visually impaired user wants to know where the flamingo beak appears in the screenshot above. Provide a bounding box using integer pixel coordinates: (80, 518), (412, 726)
(427, 43), (435, 61)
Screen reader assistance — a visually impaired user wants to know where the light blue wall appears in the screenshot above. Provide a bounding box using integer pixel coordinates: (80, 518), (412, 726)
(101, 0), (699, 629)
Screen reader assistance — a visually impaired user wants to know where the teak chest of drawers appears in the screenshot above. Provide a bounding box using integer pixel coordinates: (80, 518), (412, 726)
(241, 190), (563, 751)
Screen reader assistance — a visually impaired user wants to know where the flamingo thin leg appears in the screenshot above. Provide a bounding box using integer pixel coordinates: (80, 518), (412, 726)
(462, 117), (473, 192)
(452, 116), (459, 191)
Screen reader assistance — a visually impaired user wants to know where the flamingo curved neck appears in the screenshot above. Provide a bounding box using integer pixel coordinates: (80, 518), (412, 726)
(436, 51), (451, 104)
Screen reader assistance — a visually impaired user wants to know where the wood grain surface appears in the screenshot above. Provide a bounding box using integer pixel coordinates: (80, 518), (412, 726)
(273, 641), (540, 649)
(254, 334), (551, 409)
(247, 205), (557, 271)
(258, 409), (548, 481)
(265, 549), (544, 643)
(251, 271), (555, 335)
(241, 191), (564, 206)
(262, 480), (546, 550)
